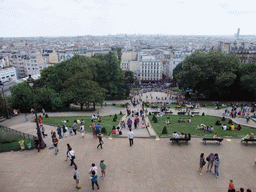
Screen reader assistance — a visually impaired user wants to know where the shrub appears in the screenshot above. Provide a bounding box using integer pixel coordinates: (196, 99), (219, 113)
(101, 127), (107, 134)
(154, 118), (158, 123)
(120, 111), (123, 115)
(221, 117), (226, 121)
(162, 126), (168, 134)
(202, 112), (205, 116)
(228, 119), (233, 124)
(149, 112), (152, 115)
(0, 132), (21, 143)
(45, 114), (49, 118)
(152, 115), (156, 121)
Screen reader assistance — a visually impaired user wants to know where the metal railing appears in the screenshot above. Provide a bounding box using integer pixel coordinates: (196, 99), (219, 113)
(0, 125), (35, 140)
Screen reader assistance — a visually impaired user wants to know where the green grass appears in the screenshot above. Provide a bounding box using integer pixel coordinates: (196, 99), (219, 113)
(149, 115), (256, 137)
(42, 115), (123, 135)
(0, 128), (35, 152)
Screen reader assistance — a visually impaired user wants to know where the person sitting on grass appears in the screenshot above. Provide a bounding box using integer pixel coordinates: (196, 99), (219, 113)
(182, 118), (186, 123)
(210, 126), (214, 132)
(205, 126), (210, 133)
(187, 118), (191, 123)
(178, 118), (182, 123)
(215, 120), (221, 125)
(235, 124), (242, 131)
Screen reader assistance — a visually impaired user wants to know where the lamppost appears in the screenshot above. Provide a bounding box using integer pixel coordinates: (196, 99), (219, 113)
(27, 75), (46, 149)
(0, 81), (9, 119)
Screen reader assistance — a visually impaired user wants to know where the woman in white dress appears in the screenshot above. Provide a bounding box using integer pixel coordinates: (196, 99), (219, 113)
(80, 125), (85, 138)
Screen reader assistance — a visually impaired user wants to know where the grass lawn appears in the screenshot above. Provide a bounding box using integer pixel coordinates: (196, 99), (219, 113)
(0, 128), (35, 152)
(42, 114), (124, 135)
(148, 115), (256, 138)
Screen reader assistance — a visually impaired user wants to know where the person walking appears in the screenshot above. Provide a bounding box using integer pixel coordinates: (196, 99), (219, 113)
(73, 166), (81, 189)
(127, 128), (134, 147)
(42, 108), (45, 117)
(72, 120), (77, 135)
(68, 147), (76, 167)
(213, 153), (221, 179)
(91, 123), (97, 139)
(95, 123), (101, 136)
(25, 113), (28, 122)
(90, 171), (100, 190)
(100, 160), (107, 180)
(198, 153), (205, 175)
(65, 143), (71, 161)
(97, 133), (104, 149)
(206, 153), (215, 173)
(52, 136), (59, 155)
(57, 125), (62, 139)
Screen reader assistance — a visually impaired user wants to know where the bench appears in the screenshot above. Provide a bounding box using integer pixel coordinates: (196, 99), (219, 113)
(191, 112), (200, 115)
(241, 138), (256, 146)
(170, 137), (191, 145)
(0, 116), (6, 122)
(177, 112), (186, 115)
(202, 138), (224, 145)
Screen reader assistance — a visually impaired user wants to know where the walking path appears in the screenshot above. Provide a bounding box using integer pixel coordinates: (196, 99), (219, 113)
(1, 91), (256, 191)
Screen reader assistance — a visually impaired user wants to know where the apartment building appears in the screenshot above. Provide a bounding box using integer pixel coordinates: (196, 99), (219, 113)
(139, 57), (163, 82)
(0, 67), (17, 82)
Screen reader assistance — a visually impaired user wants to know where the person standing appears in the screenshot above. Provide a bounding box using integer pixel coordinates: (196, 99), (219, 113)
(97, 133), (103, 149)
(41, 124), (47, 138)
(253, 157), (256, 167)
(68, 147), (76, 167)
(90, 171), (100, 190)
(100, 160), (107, 180)
(73, 120), (77, 135)
(206, 153), (215, 173)
(228, 180), (236, 192)
(127, 118), (132, 129)
(127, 128), (134, 147)
(91, 123), (97, 139)
(95, 123), (101, 136)
(213, 153), (221, 179)
(65, 143), (71, 161)
(89, 163), (98, 175)
(73, 166), (81, 189)
(34, 137), (40, 153)
(80, 124), (85, 138)
(42, 108), (45, 117)
(198, 153), (205, 175)
(57, 125), (62, 139)
(52, 136), (59, 155)
(25, 113), (28, 122)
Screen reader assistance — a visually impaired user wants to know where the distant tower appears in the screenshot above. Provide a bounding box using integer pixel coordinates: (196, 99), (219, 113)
(236, 28), (240, 38)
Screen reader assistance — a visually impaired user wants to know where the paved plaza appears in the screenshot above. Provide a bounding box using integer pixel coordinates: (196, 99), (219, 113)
(0, 91), (256, 191)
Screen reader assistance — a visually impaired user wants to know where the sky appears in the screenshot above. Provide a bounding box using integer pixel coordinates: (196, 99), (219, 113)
(1, 0), (256, 37)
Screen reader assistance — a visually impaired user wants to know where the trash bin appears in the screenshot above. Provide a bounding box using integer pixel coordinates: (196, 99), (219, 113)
(19, 140), (25, 150)
(26, 140), (32, 149)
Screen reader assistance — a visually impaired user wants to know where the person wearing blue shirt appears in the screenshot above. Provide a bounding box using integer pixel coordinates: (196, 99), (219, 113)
(91, 171), (100, 190)
(95, 123), (101, 135)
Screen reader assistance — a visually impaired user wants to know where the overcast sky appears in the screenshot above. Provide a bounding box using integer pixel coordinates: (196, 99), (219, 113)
(1, 0), (255, 37)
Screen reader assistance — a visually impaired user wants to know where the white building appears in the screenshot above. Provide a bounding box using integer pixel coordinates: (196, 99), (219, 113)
(165, 58), (184, 78)
(140, 57), (163, 82)
(0, 67), (18, 82)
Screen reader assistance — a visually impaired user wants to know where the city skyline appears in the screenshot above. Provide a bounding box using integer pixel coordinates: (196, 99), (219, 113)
(1, 0), (256, 37)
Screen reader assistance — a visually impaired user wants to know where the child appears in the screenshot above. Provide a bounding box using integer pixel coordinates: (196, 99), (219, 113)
(69, 127), (73, 136)
(74, 166), (81, 189)
(90, 171), (99, 190)
(100, 160), (107, 180)
(89, 163), (98, 175)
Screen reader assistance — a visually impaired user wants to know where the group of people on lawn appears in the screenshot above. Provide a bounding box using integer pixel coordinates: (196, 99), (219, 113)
(178, 118), (191, 123)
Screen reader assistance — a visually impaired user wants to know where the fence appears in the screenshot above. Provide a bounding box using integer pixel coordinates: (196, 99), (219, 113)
(0, 125), (35, 140)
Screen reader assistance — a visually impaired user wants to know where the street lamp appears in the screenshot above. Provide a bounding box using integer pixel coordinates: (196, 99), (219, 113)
(0, 81), (9, 119)
(27, 75), (46, 149)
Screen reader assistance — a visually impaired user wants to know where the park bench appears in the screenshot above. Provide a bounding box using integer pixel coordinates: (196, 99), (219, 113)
(202, 138), (223, 145)
(165, 111), (173, 115)
(170, 137), (191, 145)
(191, 112), (200, 115)
(0, 116), (6, 122)
(177, 112), (186, 115)
(241, 138), (256, 146)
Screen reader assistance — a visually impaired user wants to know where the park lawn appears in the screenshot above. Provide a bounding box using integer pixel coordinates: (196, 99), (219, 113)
(42, 114), (123, 135)
(149, 115), (256, 138)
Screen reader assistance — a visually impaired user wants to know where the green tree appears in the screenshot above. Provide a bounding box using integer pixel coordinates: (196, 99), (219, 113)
(124, 71), (135, 84)
(175, 51), (241, 99)
(62, 70), (106, 110)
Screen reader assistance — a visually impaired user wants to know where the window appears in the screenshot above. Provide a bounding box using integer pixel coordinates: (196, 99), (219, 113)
(11, 74), (14, 77)
(28, 68), (30, 70)
(31, 64), (33, 66)
(35, 64), (37, 66)
(27, 64), (30, 66)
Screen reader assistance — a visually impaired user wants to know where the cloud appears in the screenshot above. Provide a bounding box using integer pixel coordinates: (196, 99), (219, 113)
(226, 10), (255, 16)
(219, 3), (230, 9)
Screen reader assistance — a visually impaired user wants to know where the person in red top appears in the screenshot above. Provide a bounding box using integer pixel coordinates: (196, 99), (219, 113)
(38, 117), (42, 125)
(228, 180), (236, 192)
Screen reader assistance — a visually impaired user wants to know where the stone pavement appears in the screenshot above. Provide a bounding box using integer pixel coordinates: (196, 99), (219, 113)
(1, 133), (256, 192)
